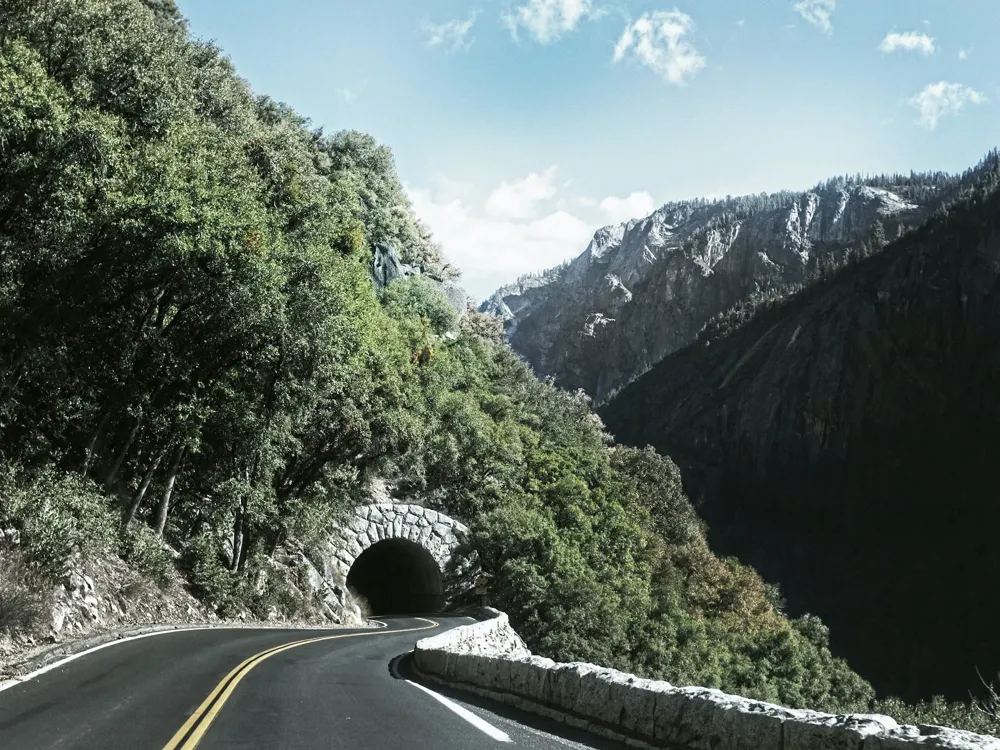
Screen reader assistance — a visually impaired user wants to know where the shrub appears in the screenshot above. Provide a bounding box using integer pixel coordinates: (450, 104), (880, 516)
(871, 694), (1000, 738)
(180, 531), (245, 617)
(0, 552), (52, 635)
(0, 467), (117, 580)
(180, 534), (312, 620)
(119, 523), (175, 590)
(380, 275), (459, 335)
(245, 556), (309, 620)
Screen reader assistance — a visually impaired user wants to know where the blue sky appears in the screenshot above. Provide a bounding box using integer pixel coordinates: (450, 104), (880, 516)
(175, 0), (999, 301)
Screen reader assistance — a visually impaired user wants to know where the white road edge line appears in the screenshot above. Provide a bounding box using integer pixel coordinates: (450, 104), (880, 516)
(0, 623), (382, 696)
(405, 677), (512, 743)
(390, 654), (511, 743)
(0, 626), (211, 695)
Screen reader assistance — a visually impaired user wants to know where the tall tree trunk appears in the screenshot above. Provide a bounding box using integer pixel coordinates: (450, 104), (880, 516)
(230, 500), (245, 573)
(237, 503), (251, 574)
(153, 445), (184, 537)
(82, 410), (111, 476)
(104, 415), (142, 492)
(235, 453), (264, 575)
(121, 447), (165, 531)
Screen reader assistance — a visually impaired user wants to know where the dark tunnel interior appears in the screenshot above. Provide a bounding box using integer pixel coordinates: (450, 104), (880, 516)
(346, 538), (445, 615)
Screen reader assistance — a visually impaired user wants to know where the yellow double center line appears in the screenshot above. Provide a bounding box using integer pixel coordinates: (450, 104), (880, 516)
(162, 618), (439, 750)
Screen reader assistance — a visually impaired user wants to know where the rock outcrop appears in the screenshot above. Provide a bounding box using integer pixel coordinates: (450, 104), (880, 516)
(371, 242), (420, 289)
(600, 181), (1000, 702)
(371, 242), (472, 318)
(0, 543), (219, 671)
(0, 525), (370, 673)
(483, 172), (992, 402)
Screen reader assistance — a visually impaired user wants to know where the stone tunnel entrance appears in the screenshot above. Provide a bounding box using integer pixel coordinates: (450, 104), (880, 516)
(346, 538), (445, 614)
(326, 501), (478, 618)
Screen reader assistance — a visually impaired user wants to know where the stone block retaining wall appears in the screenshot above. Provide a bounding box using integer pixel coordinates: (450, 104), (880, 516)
(413, 612), (1000, 750)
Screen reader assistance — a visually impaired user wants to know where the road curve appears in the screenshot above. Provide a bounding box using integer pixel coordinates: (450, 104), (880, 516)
(0, 617), (626, 749)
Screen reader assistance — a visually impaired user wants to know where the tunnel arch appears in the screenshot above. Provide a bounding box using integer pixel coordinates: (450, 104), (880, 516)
(346, 538), (444, 614)
(325, 502), (477, 615)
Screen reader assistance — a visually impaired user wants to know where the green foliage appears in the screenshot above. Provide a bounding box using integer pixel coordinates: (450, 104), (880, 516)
(179, 530), (244, 617)
(467, 497), (640, 667)
(0, 551), (52, 635)
(697, 286), (800, 348)
(0, 0), (422, 589)
(381, 276), (459, 336)
(404, 326), (873, 711)
(119, 523), (174, 589)
(138, 0), (184, 27)
(609, 446), (704, 546)
(179, 530), (312, 619)
(872, 695), (1000, 738)
(0, 467), (117, 579)
(247, 557), (314, 621)
(316, 131), (453, 278)
(0, 2), (993, 738)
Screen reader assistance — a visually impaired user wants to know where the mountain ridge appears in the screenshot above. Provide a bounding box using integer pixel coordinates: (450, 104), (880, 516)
(484, 157), (998, 401)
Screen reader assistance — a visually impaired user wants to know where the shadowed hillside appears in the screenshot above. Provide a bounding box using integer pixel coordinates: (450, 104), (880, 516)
(602, 174), (1000, 703)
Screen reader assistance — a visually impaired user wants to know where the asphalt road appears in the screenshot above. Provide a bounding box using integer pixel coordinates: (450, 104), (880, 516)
(0, 617), (628, 749)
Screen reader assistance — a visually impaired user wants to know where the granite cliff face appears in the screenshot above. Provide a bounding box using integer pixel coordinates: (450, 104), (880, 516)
(372, 242), (472, 316)
(600, 176), (1000, 703)
(484, 179), (964, 402)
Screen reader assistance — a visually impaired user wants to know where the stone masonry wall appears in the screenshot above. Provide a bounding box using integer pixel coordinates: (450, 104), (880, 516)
(308, 502), (477, 611)
(413, 612), (1000, 750)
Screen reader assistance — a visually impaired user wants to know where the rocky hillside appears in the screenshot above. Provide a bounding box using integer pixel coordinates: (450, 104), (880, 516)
(600, 171), (1000, 704)
(484, 167), (992, 402)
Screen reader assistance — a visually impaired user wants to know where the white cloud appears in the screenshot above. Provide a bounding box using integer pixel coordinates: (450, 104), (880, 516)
(423, 11), (479, 52)
(793, 0), (835, 34)
(339, 79), (368, 104)
(428, 173), (473, 202)
(599, 191), (656, 223)
(958, 47), (972, 61)
(612, 10), (706, 86)
(736, 18), (745, 28)
(502, 0), (595, 44)
(407, 182), (595, 301)
(879, 31), (935, 55)
(909, 81), (986, 130)
(484, 166), (559, 219)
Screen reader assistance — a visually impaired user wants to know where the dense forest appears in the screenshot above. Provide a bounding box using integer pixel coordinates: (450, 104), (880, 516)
(0, 0), (998, 736)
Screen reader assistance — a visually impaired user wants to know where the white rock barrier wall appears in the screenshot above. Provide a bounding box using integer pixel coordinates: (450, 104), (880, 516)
(413, 612), (1000, 750)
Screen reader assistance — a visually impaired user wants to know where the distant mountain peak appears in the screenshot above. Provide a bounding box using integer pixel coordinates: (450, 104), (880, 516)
(482, 155), (999, 402)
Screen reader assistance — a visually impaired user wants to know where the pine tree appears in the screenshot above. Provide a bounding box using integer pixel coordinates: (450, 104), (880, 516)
(871, 219), (887, 251)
